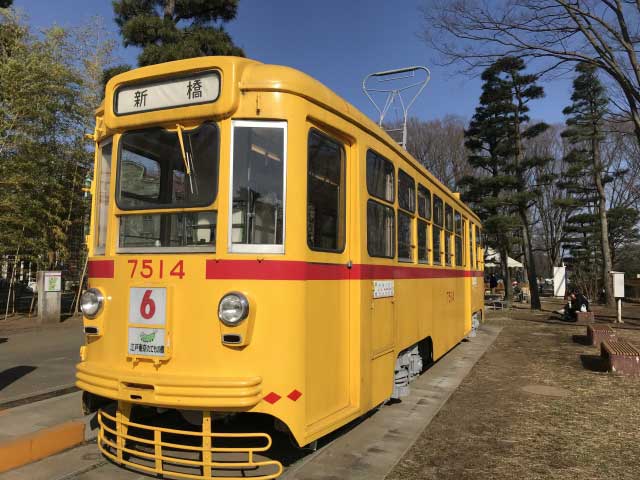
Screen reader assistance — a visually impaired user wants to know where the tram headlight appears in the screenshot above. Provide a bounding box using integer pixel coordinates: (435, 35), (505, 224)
(80, 288), (104, 319)
(218, 292), (249, 326)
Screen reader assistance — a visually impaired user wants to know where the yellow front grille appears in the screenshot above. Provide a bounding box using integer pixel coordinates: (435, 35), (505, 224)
(98, 403), (283, 479)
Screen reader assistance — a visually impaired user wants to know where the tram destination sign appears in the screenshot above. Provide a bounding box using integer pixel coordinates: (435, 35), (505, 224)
(115, 70), (220, 115)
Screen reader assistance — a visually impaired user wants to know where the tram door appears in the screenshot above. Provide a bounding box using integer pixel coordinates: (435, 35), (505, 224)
(305, 130), (352, 427)
(370, 280), (395, 406)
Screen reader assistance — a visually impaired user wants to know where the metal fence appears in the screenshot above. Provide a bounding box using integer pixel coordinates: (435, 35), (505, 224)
(0, 255), (86, 319)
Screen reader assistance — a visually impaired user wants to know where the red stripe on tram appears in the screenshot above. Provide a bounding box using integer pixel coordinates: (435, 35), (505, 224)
(87, 260), (115, 279)
(205, 259), (483, 281)
(205, 260), (350, 280)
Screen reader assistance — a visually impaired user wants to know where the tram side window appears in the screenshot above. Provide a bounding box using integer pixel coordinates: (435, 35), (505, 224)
(398, 170), (415, 213)
(477, 228), (483, 268)
(95, 140), (112, 255)
(307, 130), (345, 252)
(418, 219), (429, 263)
(418, 185), (431, 264)
(455, 212), (463, 267)
(469, 222), (475, 269)
(417, 184), (431, 220)
(367, 200), (395, 258)
(444, 204), (453, 266)
(398, 211), (413, 262)
(433, 195), (443, 265)
(366, 150), (394, 202)
(231, 121), (286, 252)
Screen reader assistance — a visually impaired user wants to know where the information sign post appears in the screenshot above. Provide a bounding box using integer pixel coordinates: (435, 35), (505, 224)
(37, 271), (62, 324)
(610, 271), (625, 324)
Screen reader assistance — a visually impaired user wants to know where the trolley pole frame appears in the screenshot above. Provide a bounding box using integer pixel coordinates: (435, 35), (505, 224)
(362, 66), (431, 149)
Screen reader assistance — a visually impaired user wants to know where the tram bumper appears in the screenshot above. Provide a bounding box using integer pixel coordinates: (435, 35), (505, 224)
(76, 362), (263, 408)
(98, 402), (283, 479)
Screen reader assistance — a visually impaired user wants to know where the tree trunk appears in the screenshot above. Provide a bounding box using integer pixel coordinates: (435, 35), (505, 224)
(519, 236), (529, 283)
(164, 0), (176, 19)
(519, 209), (542, 309)
(592, 135), (615, 308)
(499, 245), (512, 307)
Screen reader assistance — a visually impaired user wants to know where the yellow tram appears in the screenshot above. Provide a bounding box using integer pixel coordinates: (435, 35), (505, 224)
(77, 56), (484, 479)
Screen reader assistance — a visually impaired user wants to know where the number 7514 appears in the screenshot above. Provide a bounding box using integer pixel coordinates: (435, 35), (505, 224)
(128, 259), (185, 280)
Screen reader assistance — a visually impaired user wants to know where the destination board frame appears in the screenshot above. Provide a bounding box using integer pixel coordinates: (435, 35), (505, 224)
(113, 69), (221, 116)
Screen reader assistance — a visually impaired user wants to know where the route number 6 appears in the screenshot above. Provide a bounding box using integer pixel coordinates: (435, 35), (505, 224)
(129, 287), (166, 325)
(140, 289), (156, 320)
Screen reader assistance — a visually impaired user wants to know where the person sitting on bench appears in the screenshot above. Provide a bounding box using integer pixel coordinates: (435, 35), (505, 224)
(564, 289), (589, 322)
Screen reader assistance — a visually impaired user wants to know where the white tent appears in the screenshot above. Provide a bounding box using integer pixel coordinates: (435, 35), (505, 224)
(484, 247), (523, 269)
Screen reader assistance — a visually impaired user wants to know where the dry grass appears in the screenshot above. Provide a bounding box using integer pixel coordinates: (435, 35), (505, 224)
(387, 302), (640, 480)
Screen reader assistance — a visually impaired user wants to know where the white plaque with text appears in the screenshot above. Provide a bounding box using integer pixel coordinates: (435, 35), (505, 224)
(373, 280), (395, 299)
(115, 71), (220, 115)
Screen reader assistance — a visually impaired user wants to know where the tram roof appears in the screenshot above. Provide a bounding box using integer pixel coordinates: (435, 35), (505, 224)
(101, 56), (480, 223)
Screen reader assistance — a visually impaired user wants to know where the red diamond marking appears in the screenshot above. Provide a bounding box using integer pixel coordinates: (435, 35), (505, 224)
(264, 392), (281, 404)
(287, 389), (302, 401)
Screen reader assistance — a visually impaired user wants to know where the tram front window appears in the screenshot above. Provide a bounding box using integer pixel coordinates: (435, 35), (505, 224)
(117, 123), (219, 209)
(230, 121), (286, 252)
(116, 122), (219, 250)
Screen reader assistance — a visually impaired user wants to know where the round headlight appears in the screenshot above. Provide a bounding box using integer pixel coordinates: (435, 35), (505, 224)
(80, 288), (104, 319)
(218, 292), (249, 326)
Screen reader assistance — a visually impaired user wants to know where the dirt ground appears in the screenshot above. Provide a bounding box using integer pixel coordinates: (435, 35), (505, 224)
(386, 298), (640, 480)
(0, 312), (81, 336)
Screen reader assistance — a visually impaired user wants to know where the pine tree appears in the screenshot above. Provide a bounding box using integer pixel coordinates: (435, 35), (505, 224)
(461, 61), (520, 305)
(561, 62), (616, 308)
(606, 206), (639, 267)
(487, 56), (550, 310)
(462, 56), (550, 309)
(112, 0), (244, 67)
(0, 1), (12, 9)
(561, 210), (600, 299)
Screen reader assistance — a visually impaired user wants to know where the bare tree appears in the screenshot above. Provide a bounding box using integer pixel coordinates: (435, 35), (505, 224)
(603, 121), (640, 209)
(421, 1), (640, 146)
(525, 124), (570, 271)
(405, 115), (472, 190)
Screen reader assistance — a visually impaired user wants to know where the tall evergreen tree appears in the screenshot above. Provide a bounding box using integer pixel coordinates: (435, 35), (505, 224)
(561, 62), (616, 308)
(606, 206), (639, 266)
(461, 61), (520, 305)
(489, 56), (550, 310)
(462, 56), (550, 309)
(112, 0), (244, 67)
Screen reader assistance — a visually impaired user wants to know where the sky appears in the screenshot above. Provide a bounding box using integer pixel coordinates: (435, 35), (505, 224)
(17, 0), (573, 125)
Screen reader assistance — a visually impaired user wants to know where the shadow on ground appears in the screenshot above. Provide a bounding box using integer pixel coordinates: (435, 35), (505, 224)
(580, 354), (608, 372)
(0, 365), (36, 391)
(572, 334), (591, 346)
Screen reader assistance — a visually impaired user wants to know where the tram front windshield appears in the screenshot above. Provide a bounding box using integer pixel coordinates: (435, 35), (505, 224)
(116, 122), (219, 249)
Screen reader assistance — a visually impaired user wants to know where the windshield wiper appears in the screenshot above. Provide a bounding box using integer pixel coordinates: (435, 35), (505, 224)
(176, 124), (198, 196)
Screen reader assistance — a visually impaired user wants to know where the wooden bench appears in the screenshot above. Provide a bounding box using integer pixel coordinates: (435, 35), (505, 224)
(586, 324), (616, 346)
(601, 340), (640, 375)
(486, 300), (506, 310)
(577, 311), (595, 322)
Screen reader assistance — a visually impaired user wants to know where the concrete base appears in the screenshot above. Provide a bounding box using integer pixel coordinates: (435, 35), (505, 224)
(282, 324), (503, 480)
(0, 392), (97, 474)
